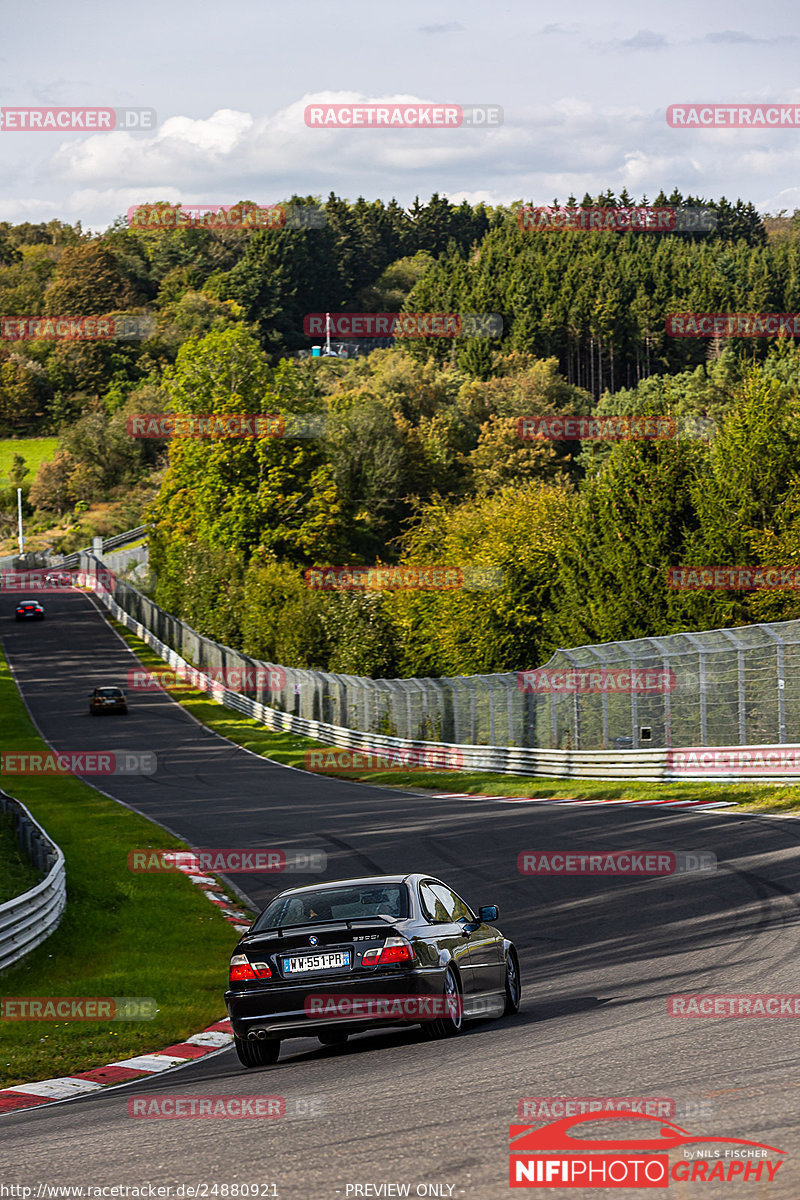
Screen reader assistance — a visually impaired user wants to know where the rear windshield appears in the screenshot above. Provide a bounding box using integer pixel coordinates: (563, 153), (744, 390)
(253, 883), (409, 930)
(97, 688), (122, 697)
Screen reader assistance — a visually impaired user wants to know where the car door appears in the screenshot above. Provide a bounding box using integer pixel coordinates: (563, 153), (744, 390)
(418, 880), (475, 996)
(430, 883), (505, 1005)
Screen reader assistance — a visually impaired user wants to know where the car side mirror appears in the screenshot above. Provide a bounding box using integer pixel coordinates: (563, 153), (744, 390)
(478, 905), (499, 922)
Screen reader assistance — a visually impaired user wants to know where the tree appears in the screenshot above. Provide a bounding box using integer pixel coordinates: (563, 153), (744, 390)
(9, 454), (29, 487)
(28, 450), (77, 515)
(384, 481), (575, 675)
(43, 243), (138, 315)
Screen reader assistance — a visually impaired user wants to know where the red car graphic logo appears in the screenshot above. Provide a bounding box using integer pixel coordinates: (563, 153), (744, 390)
(510, 1111), (784, 1154)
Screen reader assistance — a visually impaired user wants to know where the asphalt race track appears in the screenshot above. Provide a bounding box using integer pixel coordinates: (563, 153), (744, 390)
(3, 588), (800, 1197)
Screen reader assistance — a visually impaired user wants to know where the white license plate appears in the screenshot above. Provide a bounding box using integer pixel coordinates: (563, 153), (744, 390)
(282, 951), (351, 974)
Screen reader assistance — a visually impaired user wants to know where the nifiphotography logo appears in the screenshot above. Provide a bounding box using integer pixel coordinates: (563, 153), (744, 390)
(508, 1111), (785, 1187)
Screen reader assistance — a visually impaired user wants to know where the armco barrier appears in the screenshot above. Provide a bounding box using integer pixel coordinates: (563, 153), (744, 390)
(75, 554), (800, 783)
(55, 525), (149, 571)
(0, 793), (66, 973)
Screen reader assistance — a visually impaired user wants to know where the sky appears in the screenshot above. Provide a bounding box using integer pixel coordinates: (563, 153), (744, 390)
(1, 0), (800, 230)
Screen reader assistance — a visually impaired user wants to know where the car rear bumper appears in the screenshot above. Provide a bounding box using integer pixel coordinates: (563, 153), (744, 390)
(225, 967), (447, 1040)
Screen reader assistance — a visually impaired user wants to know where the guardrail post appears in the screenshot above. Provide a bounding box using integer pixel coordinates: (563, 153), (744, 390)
(758, 625), (788, 744)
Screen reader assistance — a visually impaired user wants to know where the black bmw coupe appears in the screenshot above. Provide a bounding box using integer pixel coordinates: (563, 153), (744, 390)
(225, 873), (521, 1067)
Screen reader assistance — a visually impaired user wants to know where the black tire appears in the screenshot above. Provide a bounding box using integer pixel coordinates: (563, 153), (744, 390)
(422, 966), (464, 1039)
(504, 948), (521, 1015)
(234, 1034), (280, 1067)
(318, 1029), (348, 1047)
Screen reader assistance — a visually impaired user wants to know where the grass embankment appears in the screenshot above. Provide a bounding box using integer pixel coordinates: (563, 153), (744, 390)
(0, 814), (42, 904)
(0, 647), (250, 1089)
(110, 616), (800, 815)
(0, 437), (58, 487)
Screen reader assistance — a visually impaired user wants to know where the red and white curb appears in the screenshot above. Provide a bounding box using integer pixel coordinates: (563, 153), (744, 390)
(166, 854), (253, 934)
(429, 792), (736, 810)
(0, 1018), (234, 1115)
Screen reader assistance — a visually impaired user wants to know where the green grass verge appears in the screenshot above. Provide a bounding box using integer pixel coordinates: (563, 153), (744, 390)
(0, 813), (43, 904)
(0, 645), (250, 1090)
(0, 437), (59, 487)
(109, 615), (800, 815)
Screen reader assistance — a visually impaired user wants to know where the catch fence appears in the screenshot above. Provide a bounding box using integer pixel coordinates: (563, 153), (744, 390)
(73, 553), (800, 750)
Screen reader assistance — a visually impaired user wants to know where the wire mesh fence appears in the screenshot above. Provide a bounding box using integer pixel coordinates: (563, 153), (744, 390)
(81, 553), (800, 750)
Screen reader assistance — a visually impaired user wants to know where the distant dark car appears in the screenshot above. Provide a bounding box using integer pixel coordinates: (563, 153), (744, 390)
(15, 600), (45, 621)
(45, 571), (73, 587)
(89, 686), (127, 714)
(225, 873), (520, 1068)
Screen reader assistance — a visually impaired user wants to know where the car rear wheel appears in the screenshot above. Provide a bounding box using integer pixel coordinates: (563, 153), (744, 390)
(318, 1030), (348, 1046)
(504, 948), (521, 1015)
(422, 966), (463, 1039)
(234, 1034), (280, 1067)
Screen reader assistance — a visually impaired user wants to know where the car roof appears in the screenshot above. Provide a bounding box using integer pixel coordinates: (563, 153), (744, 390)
(18, 599), (42, 604)
(268, 873), (438, 900)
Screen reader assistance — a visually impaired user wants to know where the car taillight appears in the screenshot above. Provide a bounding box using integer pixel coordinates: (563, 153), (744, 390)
(362, 937), (415, 966)
(229, 955), (272, 983)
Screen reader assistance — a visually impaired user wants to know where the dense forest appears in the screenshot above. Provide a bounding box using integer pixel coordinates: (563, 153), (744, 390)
(4, 191), (800, 677)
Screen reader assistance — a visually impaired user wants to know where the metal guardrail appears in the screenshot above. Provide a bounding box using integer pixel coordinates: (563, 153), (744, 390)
(55, 526), (149, 570)
(0, 793), (66, 973)
(76, 554), (800, 782)
(101, 525), (149, 552)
